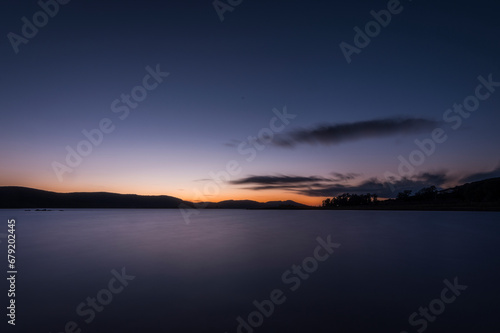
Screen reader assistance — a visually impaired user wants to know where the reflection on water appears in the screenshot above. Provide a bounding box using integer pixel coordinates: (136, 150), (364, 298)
(3, 209), (500, 332)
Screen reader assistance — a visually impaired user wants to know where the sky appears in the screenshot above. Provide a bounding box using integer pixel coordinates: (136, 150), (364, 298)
(1, 0), (500, 205)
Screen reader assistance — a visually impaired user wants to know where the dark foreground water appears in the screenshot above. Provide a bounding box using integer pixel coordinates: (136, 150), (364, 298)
(1, 209), (499, 333)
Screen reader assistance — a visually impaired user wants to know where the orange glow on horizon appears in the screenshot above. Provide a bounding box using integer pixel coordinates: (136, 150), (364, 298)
(188, 193), (322, 206)
(1, 177), (323, 206)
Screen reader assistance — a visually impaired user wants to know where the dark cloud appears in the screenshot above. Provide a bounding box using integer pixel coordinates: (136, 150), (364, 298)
(230, 175), (327, 185)
(330, 172), (361, 182)
(230, 171), (452, 198)
(460, 164), (500, 183)
(412, 171), (451, 187)
(296, 178), (386, 197)
(368, 171), (452, 197)
(295, 175), (451, 198)
(273, 117), (440, 148)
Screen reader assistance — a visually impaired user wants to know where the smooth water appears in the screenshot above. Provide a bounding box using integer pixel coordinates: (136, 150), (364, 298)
(2, 209), (499, 332)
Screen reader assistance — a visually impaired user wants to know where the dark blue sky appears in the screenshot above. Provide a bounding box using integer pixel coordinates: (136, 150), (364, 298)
(1, 0), (500, 204)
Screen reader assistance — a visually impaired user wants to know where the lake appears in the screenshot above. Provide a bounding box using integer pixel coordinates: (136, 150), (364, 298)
(2, 209), (499, 332)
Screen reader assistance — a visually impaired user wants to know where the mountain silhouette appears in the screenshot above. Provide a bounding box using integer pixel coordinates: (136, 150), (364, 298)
(1, 178), (498, 210)
(0, 187), (308, 209)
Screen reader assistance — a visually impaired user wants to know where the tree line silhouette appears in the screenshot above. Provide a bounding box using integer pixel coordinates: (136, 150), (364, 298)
(321, 178), (500, 209)
(321, 193), (378, 208)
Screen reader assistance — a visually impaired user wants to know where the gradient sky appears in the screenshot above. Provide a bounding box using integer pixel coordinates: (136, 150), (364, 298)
(1, 0), (500, 205)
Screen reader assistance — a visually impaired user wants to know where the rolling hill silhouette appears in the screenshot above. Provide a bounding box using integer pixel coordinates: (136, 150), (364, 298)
(0, 187), (308, 209)
(1, 178), (498, 210)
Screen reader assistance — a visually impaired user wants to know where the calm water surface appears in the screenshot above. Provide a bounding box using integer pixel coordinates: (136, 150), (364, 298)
(2, 209), (499, 332)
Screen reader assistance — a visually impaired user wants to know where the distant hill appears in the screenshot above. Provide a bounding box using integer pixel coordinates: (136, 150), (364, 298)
(198, 199), (309, 209)
(320, 177), (500, 211)
(4, 178), (498, 210)
(446, 177), (500, 203)
(0, 187), (309, 209)
(386, 177), (500, 208)
(0, 187), (184, 209)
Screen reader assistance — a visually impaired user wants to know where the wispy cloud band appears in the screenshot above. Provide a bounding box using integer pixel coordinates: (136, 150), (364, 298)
(273, 117), (440, 148)
(230, 172), (451, 198)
